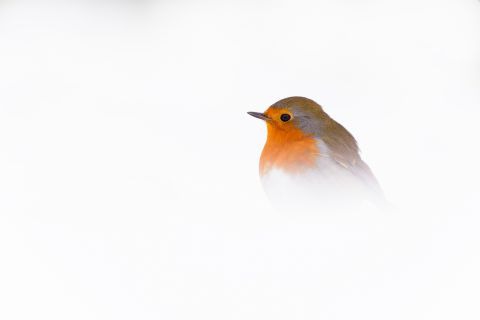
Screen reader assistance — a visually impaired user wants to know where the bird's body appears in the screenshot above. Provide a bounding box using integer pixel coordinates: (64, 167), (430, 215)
(248, 96), (384, 211)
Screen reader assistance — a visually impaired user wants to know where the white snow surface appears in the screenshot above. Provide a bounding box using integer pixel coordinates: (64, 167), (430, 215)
(1, 1), (480, 319)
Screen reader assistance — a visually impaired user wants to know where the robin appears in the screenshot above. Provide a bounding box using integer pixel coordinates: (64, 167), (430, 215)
(248, 96), (384, 210)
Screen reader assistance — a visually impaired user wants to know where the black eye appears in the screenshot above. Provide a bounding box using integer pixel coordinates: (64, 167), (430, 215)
(280, 114), (291, 122)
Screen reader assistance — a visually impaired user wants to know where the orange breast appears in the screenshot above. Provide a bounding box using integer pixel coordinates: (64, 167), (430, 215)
(260, 124), (319, 176)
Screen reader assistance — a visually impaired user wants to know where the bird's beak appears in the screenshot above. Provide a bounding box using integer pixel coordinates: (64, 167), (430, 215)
(247, 111), (270, 121)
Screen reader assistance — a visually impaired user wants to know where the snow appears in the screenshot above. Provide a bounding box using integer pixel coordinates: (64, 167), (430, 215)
(0, 1), (479, 319)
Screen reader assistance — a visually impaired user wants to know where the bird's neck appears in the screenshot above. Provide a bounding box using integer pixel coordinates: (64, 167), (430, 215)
(260, 126), (319, 176)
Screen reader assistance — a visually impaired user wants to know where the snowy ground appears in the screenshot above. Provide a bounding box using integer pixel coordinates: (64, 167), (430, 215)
(1, 1), (480, 319)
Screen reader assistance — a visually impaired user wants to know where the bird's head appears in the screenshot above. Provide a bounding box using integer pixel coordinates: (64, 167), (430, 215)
(248, 96), (331, 138)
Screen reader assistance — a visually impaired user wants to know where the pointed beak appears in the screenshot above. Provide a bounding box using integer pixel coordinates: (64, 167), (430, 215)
(247, 111), (270, 121)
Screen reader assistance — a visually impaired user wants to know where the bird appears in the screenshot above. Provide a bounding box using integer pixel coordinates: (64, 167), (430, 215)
(248, 96), (384, 211)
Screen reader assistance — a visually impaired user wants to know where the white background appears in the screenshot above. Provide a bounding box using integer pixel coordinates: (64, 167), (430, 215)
(1, 1), (479, 319)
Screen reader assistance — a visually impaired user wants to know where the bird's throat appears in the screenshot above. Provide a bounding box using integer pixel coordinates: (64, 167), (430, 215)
(260, 125), (319, 176)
